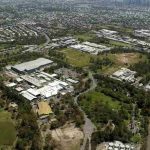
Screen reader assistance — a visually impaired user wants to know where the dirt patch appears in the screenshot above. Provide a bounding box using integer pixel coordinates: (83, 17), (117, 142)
(51, 123), (84, 150)
(115, 53), (139, 65)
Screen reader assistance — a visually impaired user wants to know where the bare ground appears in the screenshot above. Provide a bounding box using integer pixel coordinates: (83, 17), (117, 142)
(51, 123), (84, 150)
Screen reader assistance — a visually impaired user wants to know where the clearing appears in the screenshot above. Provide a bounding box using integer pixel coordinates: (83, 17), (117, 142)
(61, 48), (92, 67)
(0, 109), (16, 147)
(51, 123), (83, 150)
(60, 48), (146, 74)
(100, 52), (147, 75)
(79, 91), (120, 110)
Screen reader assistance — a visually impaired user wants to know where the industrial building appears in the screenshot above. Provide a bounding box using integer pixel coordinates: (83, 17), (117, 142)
(145, 83), (150, 91)
(11, 58), (53, 74)
(134, 29), (150, 38)
(5, 57), (79, 102)
(70, 41), (111, 55)
(5, 69), (76, 101)
(104, 141), (135, 150)
(111, 68), (137, 83)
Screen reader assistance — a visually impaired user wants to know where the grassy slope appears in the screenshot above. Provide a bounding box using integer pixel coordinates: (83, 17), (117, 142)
(61, 48), (92, 67)
(74, 33), (96, 41)
(0, 109), (16, 146)
(79, 91), (120, 110)
(79, 91), (120, 126)
(60, 47), (147, 73)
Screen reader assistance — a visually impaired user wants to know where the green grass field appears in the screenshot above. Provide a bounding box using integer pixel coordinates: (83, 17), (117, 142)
(0, 109), (16, 146)
(74, 33), (96, 41)
(109, 40), (132, 48)
(80, 91), (120, 110)
(60, 47), (147, 77)
(61, 48), (92, 67)
(98, 52), (147, 75)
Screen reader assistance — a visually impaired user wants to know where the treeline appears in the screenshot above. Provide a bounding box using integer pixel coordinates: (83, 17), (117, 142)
(94, 75), (150, 116)
(0, 52), (43, 71)
(50, 94), (84, 129)
(79, 74), (149, 149)
(89, 57), (113, 72)
(0, 81), (42, 150)
(130, 53), (150, 84)
(13, 35), (46, 45)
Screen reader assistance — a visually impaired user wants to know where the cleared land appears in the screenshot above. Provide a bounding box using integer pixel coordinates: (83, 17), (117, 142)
(61, 48), (92, 67)
(51, 123), (83, 150)
(60, 47), (146, 73)
(99, 52), (147, 75)
(0, 109), (16, 146)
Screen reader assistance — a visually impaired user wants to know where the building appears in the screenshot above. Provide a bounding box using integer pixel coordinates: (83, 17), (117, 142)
(101, 141), (135, 150)
(37, 101), (53, 119)
(135, 29), (150, 38)
(11, 58), (53, 74)
(70, 41), (111, 55)
(145, 83), (150, 91)
(111, 68), (136, 83)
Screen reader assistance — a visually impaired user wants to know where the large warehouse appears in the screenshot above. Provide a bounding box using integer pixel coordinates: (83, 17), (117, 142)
(11, 58), (53, 74)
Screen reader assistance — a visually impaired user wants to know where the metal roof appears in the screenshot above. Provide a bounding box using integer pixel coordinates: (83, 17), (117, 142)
(12, 58), (53, 72)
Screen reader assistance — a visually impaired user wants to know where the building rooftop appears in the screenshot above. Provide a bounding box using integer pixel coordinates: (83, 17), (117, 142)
(37, 101), (53, 116)
(12, 58), (53, 73)
(21, 91), (36, 101)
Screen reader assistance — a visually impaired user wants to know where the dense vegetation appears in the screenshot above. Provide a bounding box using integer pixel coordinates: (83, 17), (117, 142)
(130, 53), (150, 84)
(50, 94), (84, 129)
(78, 74), (149, 149)
(0, 52), (44, 71)
(0, 81), (42, 150)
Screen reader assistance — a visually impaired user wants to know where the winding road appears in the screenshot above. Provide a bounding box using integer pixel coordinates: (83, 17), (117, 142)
(74, 71), (97, 150)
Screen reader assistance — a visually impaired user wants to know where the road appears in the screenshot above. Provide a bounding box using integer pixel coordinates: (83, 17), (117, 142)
(74, 71), (97, 150)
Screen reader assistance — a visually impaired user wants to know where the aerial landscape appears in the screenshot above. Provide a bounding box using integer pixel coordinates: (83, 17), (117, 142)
(0, 0), (150, 150)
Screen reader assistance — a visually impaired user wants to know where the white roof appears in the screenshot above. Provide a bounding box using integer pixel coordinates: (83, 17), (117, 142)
(66, 78), (79, 84)
(21, 91), (36, 101)
(27, 88), (40, 96)
(49, 81), (64, 90)
(37, 85), (58, 98)
(15, 87), (24, 92)
(6, 82), (16, 87)
(59, 81), (68, 86)
(109, 143), (114, 146)
(41, 71), (55, 78)
(16, 78), (23, 82)
(21, 75), (42, 87)
(49, 74), (58, 78)
(125, 145), (130, 148)
(145, 84), (150, 90)
(40, 79), (47, 83)
(12, 58), (53, 72)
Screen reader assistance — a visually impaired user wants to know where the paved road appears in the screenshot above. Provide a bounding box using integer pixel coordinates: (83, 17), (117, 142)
(74, 71), (97, 150)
